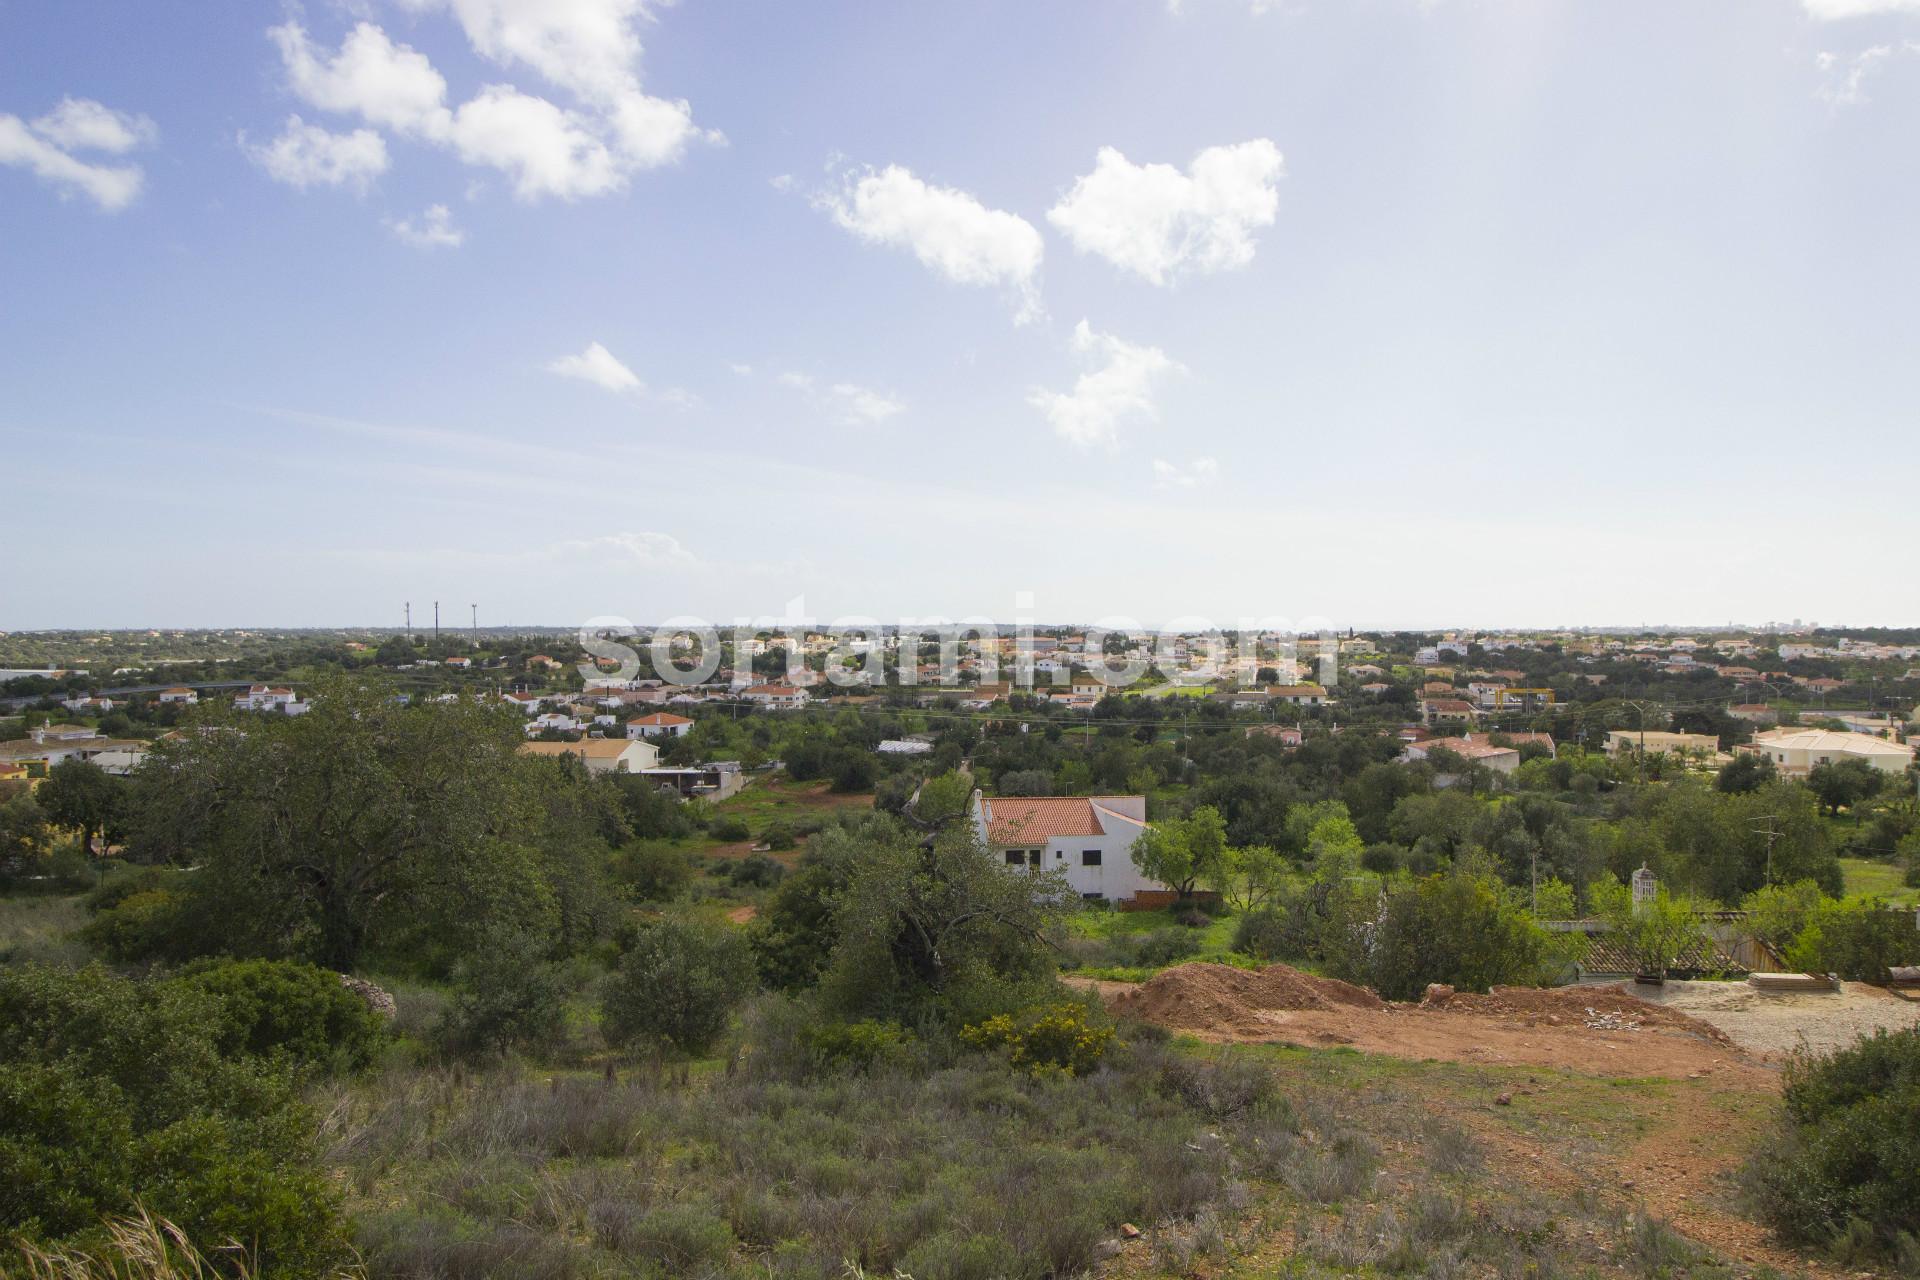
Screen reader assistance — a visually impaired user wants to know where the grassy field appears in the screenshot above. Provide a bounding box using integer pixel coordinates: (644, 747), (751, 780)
(316, 1013), (1796, 1280)
(0, 892), (89, 968)
(1840, 856), (1919, 905)
(1059, 905), (1253, 981)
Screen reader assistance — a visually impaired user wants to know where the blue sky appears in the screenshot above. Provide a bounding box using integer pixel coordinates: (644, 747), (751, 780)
(3, 0), (1917, 631)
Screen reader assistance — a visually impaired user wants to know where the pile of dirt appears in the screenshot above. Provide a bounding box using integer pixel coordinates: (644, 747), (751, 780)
(1420, 982), (1735, 1046)
(1111, 962), (1383, 1035)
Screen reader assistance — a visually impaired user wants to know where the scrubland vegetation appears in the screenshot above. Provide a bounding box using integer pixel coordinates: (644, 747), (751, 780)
(3, 674), (1919, 1276)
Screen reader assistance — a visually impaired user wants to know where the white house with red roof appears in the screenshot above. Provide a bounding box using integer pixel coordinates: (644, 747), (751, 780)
(627, 711), (694, 739)
(969, 792), (1161, 902)
(741, 684), (808, 710)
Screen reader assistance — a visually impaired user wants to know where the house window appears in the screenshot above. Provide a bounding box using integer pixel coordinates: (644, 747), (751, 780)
(1027, 849), (1041, 868)
(1005, 851), (1024, 866)
(1082, 849), (1101, 866)
(1082, 892), (1105, 901)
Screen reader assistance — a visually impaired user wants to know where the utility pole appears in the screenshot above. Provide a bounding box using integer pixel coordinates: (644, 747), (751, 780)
(1754, 815), (1781, 885)
(405, 602), (411, 642)
(434, 601), (440, 644)
(471, 603), (477, 640)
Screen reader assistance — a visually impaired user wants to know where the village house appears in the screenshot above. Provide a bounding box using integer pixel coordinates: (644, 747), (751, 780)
(517, 738), (660, 775)
(157, 686), (198, 705)
(627, 711), (694, 739)
(970, 792), (1160, 902)
(741, 683), (808, 710)
(1605, 730), (1720, 758)
(232, 685), (308, 715)
(1421, 698), (1478, 727)
(1401, 736), (1521, 774)
(1743, 728), (1913, 777)
(1267, 683), (1327, 707)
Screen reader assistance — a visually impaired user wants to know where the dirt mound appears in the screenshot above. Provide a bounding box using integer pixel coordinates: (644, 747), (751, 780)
(1421, 982), (1734, 1046)
(1112, 962), (1383, 1035)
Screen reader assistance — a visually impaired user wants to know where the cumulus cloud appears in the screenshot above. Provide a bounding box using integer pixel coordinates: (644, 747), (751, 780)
(30, 97), (157, 153)
(0, 97), (154, 211)
(262, 6), (709, 202)
(546, 341), (644, 393)
(1048, 140), (1284, 286)
(386, 203), (464, 247)
(244, 115), (390, 189)
(779, 371), (906, 425)
(1152, 456), (1219, 489)
(1028, 320), (1180, 448)
(818, 164), (1044, 321)
(1803, 0), (1920, 16)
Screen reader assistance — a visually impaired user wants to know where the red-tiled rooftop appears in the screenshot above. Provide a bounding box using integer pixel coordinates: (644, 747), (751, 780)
(978, 795), (1144, 844)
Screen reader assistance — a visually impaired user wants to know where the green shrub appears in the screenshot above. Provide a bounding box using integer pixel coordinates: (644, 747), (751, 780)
(1134, 927), (1204, 968)
(436, 931), (569, 1057)
(602, 918), (756, 1058)
(960, 1002), (1114, 1077)
(807, 1018), (914, 1072)
(760, 820), (797, 851)
(727, 852), (786, 888)
(708, 816), (751, 842)
(0, 964), (347, 1275)
(166, 957), (387, 1072)
(77, 889), (193, 964)
(616, 841), (694, 903)
(1746, 1027), (1920, 1260)
(1786, 896), (1920, 982)
(1363, 871), (1549, 1001)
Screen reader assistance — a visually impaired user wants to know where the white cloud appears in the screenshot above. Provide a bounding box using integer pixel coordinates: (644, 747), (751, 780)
(556, 530), (699, 567)
(386, 203), (464, 247)
(1804, 0), (1920, 17)
(447, 85), (621, 199)
(819, 164), (1044, 320)
(546, 340), (643, 393)
(1028, 320), (1180, 448)
(1152, 456), (1219, 489)
(0, 97), (153, 211)
(271, 22), (453, 138)
(1815, 43), (1920, 104)
(244, 116), (389, 190)
(265, 9), (708, 201)
(826, 382), (905, 425)
(29, 97), (157, 153)
(1048, 140), (1284, 286)
(780, 371), (906, 425)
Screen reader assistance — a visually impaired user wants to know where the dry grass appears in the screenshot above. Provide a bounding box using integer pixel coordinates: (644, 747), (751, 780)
(3, 1208), (364, 1280)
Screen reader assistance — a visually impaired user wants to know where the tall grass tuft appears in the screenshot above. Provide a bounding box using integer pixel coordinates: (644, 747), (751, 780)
(7, 1208), (366, 1280)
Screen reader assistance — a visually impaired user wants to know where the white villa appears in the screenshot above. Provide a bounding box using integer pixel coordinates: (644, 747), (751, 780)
(970, 793), (1161, 903)
(1745, 728), (1913, 777)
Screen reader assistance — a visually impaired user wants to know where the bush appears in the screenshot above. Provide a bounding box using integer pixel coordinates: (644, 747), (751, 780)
(77, 888), (193, 964)
(1232, 907), (1296, 962)
(602, 918), (756, 1058)
(166, 958), (387, 1072)
(0, 964), (348, 1275)
(708, 816), (751, 842)
(1746, 1027), (1920, 1260)
(760, 820), (797, 851)
(961, 1002), (1114, 1077)
(436, 931), (569, 1057)
(726, 852), (786, 889)
(1786, 896), (1920, 982)
(1363, 872), (1548, 1001)
(1134, 927), (1204, 968)
(616, 842), (694, 903)
(806, 1018), (915, 1073)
